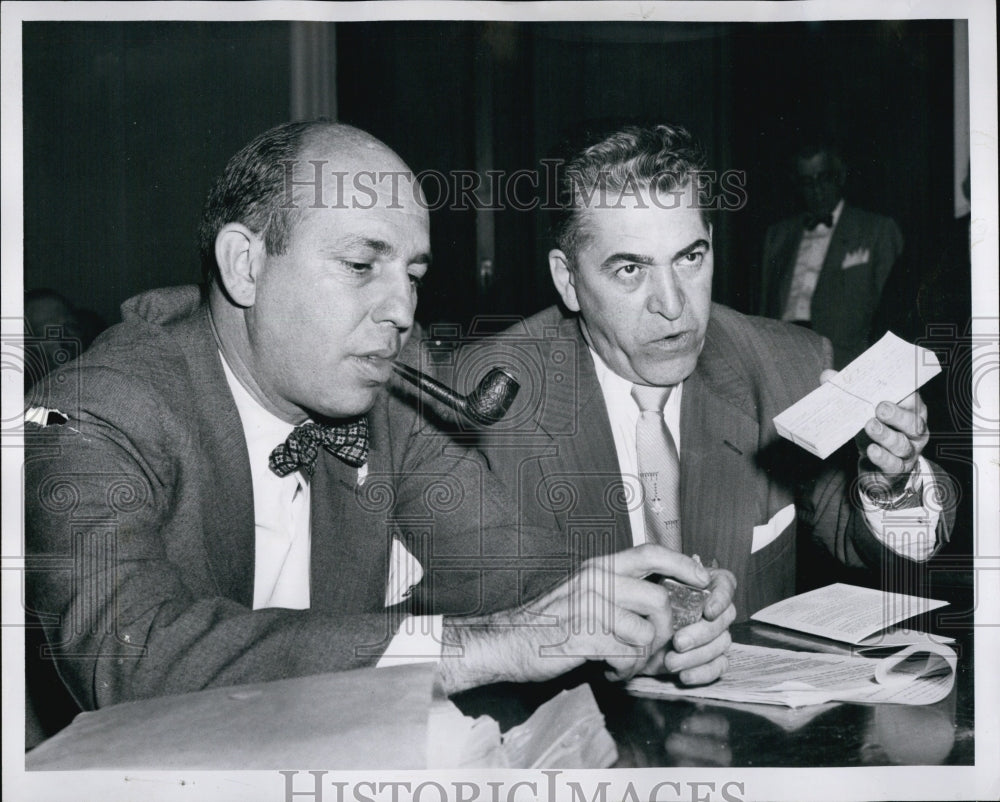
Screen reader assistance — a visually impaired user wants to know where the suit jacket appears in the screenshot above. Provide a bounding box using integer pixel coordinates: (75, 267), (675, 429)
(761, 202), (903, 368)
(25, 286), (537, 715)
(456, 304), (951, 621)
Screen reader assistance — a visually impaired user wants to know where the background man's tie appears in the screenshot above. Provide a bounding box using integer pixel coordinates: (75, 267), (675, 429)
(631, 384), (681, 551)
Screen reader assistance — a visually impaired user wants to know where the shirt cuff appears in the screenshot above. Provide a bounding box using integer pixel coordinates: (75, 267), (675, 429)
(376, 615), (443, 668)
(859, 456), (941, 562)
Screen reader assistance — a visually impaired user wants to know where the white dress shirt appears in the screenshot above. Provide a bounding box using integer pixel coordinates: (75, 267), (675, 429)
(219, 352), (441, 664)
(588, 347), (940, 561)
(782, 199), (844, 322)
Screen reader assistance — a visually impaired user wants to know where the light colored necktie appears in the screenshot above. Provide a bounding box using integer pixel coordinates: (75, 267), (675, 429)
(631, 384), (681, 551)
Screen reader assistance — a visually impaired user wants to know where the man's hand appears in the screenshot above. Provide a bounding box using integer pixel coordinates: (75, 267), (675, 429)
(438, 545), (732, 694)
(643, 567), (736, 685)
(820, 369), (930, 498)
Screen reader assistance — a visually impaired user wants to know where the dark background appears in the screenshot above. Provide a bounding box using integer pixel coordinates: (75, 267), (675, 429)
(23, 20), (957, 330)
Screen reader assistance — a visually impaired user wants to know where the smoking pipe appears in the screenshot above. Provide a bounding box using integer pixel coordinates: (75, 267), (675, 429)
(392, 362), (519, 425)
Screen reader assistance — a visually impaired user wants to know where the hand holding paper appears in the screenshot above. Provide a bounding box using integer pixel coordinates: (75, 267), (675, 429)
(855, 387), (930, 500)
(774, 332), (941, 461)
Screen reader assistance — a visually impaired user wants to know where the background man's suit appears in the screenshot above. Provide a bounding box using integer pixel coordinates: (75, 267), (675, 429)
(25, 287), (546, 723)
(760, 203), (903, 368)
(456, 304), (951, 621)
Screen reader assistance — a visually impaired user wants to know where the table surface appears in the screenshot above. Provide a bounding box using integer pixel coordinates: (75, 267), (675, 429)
(453, 595), (975, 768)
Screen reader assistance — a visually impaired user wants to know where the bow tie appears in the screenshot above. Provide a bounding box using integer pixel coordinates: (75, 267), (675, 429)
(804, 213), (834, 231)
(269, 419), (369, 477)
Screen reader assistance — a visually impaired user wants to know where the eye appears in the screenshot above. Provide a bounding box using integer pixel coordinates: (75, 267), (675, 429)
(677, 251), (705, 269)
(345, 262), (373, 273)
(408, 273), (424, 290)
(616, 263), (643, 278)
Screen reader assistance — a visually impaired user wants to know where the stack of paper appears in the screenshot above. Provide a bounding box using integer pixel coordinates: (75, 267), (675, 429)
(774, 332), (941, 459)
(749, 583), (952, 649)
(628, 640), (957, 709)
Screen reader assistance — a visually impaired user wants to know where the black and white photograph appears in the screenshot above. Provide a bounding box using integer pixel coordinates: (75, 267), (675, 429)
(2, 2), (997, 800)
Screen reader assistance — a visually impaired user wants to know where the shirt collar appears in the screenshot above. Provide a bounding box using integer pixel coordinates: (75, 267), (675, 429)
(588, 346), (683, 422)
(218, 350), (297, 469)
(831, 198), (845, 226)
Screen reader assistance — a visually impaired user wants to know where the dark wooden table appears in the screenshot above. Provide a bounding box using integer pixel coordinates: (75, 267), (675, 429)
(453, 592), (975, 767)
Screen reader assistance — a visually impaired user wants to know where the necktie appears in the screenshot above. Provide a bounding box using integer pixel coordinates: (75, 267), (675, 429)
(632, 384), (681, 551)
(804, 213), (834, 231)
(269, 418), (369, 477)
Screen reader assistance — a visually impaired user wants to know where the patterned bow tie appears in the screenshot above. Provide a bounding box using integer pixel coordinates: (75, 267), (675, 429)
(804, 213), (834, 231)
(268, 419), (369, 477)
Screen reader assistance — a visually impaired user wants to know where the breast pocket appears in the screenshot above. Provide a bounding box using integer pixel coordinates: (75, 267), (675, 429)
(746, 504), (797, 614)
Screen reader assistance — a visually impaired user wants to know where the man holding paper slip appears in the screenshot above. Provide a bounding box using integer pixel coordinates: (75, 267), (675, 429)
(462, 123), (953, 620)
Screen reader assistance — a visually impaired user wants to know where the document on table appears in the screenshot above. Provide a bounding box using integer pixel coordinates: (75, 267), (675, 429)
(749, 583), (952, 648)
(628, 641), (957, 709)
(774, 331), (941, 459)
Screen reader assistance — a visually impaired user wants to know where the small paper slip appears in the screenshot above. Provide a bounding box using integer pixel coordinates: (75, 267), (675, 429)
(749, 583), (951, 648)
(773, 331), (941, 459)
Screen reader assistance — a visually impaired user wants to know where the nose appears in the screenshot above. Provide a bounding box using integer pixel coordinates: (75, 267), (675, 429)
(646, 267), (685, 320)
(372, 266), (417, 331)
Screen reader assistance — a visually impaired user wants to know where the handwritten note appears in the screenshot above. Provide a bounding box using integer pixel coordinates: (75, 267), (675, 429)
(774, 332), (942, 459)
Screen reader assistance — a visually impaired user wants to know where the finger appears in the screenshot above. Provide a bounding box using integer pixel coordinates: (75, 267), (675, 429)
(666, 629), (732, 674)
(589, 544), (711, 587)
(600, 603), (656, 650)
(672, 603), (736, 653)
(865, 440), (913, 477)
(864, 418), (917, 465)
(677, 652), (730, 687)
(597, 605), (655, 681)
(703, 569), (737, 620)
(819, 369), (838, 385)
(584, 573), (671, 619)
(874, 398), (928, 442)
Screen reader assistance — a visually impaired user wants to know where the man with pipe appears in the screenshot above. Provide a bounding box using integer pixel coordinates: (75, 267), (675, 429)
(24, 121), (734, 740)
(459, 123), (953, 622)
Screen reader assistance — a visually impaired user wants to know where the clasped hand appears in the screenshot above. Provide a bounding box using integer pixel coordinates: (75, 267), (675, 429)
(472, 544), (736, 687)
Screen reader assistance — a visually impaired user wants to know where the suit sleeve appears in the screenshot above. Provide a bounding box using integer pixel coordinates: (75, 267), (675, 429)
(383, 391), (565, 619)
(796, 335), (955, 570)
(25, 371), (398, 712)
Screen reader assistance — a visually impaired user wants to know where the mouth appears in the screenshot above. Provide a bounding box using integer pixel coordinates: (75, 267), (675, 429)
(647, 331), (694, 351)
(351, 350), (399, 381)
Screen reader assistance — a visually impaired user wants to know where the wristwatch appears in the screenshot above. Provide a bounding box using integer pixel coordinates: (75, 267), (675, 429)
(882, 485), (923, 511)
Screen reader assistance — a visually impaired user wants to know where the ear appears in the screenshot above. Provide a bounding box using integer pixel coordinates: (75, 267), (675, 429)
(215, 223), (265, 308)
(548, 249), (580, 312)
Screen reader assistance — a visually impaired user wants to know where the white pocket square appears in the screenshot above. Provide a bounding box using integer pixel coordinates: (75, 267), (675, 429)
(841, 247), (871, 269)
(751, 503), (796, 554)
(385, 538), (424, 607)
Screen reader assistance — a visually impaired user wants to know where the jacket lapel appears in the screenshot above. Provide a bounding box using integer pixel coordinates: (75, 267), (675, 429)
(679, 312), (761, 581)
(170, 304), (256, 607)
(309, 395), (390, 613)
(820, 202), (855, 275)
(537, 317), (634, 553)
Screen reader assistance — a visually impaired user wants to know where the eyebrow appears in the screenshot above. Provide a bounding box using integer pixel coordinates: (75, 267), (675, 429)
(330, 236), (432, 266)
(600, 238), (710, 269)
